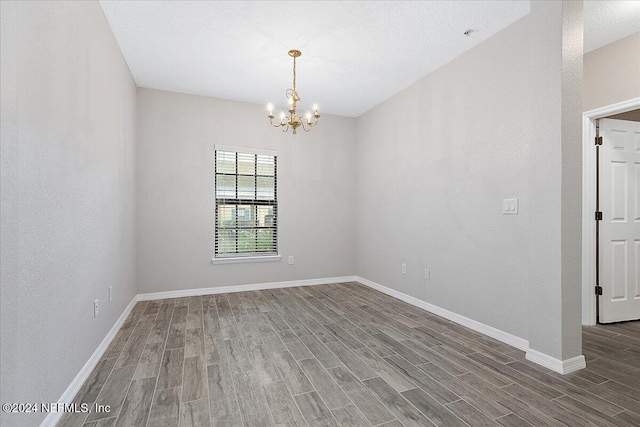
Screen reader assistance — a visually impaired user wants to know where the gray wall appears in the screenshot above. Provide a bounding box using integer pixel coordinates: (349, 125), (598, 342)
(355, 0), (584, 362)
(0, 2), (137, 426)
(607, 109), (640, 122)
(355, 15), (532, 342)
(136, 88), (356, 294)
(527, 0), (582, 362)
(584, 32), (640, 111)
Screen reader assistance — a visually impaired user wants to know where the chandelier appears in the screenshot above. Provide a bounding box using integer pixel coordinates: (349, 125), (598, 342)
(267, 50), (320, 134)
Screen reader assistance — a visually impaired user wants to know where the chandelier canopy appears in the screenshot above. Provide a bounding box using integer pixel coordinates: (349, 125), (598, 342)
(267, 50), (320, 134)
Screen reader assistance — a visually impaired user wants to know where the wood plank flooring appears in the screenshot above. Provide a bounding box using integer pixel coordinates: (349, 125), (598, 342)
(58, 283), (640, 426)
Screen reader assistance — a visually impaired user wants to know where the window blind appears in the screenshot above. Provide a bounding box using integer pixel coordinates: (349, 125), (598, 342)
(214, 149), (277, 257)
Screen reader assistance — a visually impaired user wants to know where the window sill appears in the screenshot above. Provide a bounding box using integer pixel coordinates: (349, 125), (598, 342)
(211, 255), (282, 265)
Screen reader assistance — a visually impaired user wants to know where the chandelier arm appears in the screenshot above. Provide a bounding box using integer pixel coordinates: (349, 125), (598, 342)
(269, 117), (280, 128)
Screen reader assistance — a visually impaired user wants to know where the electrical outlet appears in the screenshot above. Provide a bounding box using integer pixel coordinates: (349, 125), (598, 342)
(401, 263), (407, 274)
(424, 269), (431, 280)
(94, 299), (99, 318)
(288, 256), (294, 265)
(109, 286), (113, 303)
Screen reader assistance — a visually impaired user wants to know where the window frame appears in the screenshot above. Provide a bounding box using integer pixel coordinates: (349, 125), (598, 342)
(212, 145), (280, 263)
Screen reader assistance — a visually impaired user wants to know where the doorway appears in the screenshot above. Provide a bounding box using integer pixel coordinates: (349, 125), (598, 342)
(582, 98), (640, 325)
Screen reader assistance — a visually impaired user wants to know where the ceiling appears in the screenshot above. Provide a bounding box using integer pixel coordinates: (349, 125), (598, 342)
(100, 1), (639, 118)
(585, 0), (640, 53)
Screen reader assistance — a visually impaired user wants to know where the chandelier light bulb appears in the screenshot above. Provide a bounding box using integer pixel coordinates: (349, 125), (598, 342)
(280, 111), (285, 119)
(313, 104), (318, 112)
(288, 98), (294, 105)
(267, 103), (273, 113)
(306, 111), (311, 122)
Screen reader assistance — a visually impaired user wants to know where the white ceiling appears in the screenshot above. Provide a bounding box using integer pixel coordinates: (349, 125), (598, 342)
(100, 1), (639, 118)
(584, 1), (640, 53)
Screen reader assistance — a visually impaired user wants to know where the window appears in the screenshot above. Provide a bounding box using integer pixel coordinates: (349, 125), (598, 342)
(214, 146), (277, 259)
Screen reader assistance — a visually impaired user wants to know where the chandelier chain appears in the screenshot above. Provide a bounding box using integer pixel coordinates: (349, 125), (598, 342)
(292, 55), (296, 93)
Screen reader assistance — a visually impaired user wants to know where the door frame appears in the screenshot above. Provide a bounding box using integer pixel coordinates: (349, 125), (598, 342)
(582, 97), (640, 325)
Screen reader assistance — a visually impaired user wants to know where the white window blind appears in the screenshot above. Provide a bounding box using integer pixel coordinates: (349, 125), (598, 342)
(215, 147), (277, 258)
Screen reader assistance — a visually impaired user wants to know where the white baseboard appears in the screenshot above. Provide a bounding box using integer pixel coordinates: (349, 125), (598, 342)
(355, 276), (529, 351)
(355, 276), (588, 375)
(137, 276), (358, 301)
(525, 349), (586, 375)
(41, 297), (138, 427)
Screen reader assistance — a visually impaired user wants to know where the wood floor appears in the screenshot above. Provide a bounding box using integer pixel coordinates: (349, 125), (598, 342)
(58, 283), (640, 427)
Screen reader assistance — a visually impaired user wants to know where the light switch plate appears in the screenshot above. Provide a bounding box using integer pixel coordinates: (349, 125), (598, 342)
(503, 198), (519, 215)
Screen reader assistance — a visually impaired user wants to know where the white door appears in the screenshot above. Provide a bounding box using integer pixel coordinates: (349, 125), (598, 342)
(599, 118), (640, 323)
